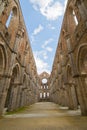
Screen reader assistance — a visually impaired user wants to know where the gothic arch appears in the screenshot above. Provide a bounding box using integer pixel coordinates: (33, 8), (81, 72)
(77, 44), (87, 88)
(5, 63), (21, 111)
(77, 44), (87, 75)
(11, 63), (21, 80)
(0, 44), (7, 76)
(12, 64), (20, 83)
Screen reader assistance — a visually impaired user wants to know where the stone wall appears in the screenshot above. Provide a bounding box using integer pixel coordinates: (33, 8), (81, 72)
(38, 72), (50, 102)
(49, 0), (87, 116)
(0, 0), (39, 115)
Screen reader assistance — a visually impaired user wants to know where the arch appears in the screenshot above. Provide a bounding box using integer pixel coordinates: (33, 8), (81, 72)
(6, 6), (18, 28)
(77, 44), (87, 87)
(5, 63), (20, 110)
(11, 64), (19, 83)
(77, 44), (87, 75)
(11, 63), (20, 80)
(0, 44), (7, 76)
(40, 93), (42, 99)
(65, 3), (78, 34)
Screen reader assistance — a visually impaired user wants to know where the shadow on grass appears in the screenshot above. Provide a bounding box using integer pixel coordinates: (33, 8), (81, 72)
(5, 106), (29, 115)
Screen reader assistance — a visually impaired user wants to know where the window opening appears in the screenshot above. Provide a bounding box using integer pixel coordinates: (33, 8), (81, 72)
(6, 11), (13, 27)
(73, 10), (78, 25)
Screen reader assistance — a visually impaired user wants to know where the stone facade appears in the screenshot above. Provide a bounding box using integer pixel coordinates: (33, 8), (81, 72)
(49, 0), (87, 115)
(0, 0), (39, 115)
(0, 0), (87, 116)
(38, 72), (50, 102)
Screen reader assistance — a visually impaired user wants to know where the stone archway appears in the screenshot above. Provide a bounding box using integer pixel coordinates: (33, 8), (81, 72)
(39, 72), (50, 101)
(77, 44), (87, 115)
(78, 45), (87, 85)
(0, 44), (8, 114)
(0, 44), (7, 78)
(5, 64), (20, 111)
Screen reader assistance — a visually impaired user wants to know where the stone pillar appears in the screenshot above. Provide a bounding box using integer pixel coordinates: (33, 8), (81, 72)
(8, 83), (19, 111)
(70, 84), (78, 109)
(76, 76), (87, 115)
(0, 92), (7, 115)
(66, 85), (74, 109)
(0, 74), (11, 115)
(66, 83), (78, 110)
(16, 85), (22, 109)
(20, 89), (24, 107)
(76, 0), (87, 21)
(64, 89), (68, 106)
(59, 89), (62, 105)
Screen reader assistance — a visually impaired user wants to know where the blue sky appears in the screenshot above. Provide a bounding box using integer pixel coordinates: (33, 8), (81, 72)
(20, 0), (67, 74)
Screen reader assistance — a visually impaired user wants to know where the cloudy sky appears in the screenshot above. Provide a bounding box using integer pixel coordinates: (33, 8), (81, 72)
(20, 0), (68, 74)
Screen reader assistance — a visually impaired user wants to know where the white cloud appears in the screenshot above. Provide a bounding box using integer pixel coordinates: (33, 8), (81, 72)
(34, 50), (48, 60)
(30, 0), (53, 9)
(31, 35), (35, 44)
(42, 38), (53, 48)
(46, 47), (53, 52)
(29, 0), (65, 20)
(47, 24), (55, 30)
(43, 52), (48, 59)
(40, 2), (64, 20)
(34, 51), (50, 74)
(33, 24), (43, 35)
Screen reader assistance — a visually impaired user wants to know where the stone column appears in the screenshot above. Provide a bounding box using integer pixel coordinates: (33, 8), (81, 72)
(0, 74), (11, 115)
(16, 85), (22, 109)
(66, 83), (78, 110)
(0, 92), (7, 115)
(8, 83), (19, 111)
(76, 76), (87, 115)
(20, 89), (25, 107)
(76, 0), (87, 21)
(70, 84), (78, 109)
(66, 84), (75, 110)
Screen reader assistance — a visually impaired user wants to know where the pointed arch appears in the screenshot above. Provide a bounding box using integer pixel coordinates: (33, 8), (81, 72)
(0, 44), (7, 76)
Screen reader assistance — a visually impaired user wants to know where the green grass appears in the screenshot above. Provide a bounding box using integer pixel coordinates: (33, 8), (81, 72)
(5, 106), (28, 115)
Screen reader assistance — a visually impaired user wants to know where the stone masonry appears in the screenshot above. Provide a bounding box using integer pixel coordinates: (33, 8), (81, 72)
(0, 0), (39, 115)
(0, 0), (87, 116)
(49, 0), (87, 116)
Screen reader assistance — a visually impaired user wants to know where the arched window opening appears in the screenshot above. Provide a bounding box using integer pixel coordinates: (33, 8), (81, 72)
(47, 92), (49, 97)
(43, 92), (46, 98)
(40, 93), (42, 99)
(73, 10), (78, 25)
(6, 7), (17, 28)
(11, 66), (18, 83)
(6, 11), (13, 28)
